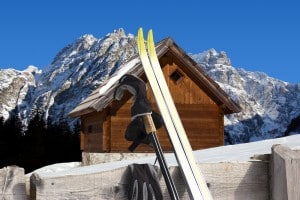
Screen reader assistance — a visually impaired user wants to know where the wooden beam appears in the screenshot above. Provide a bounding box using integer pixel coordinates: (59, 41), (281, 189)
(30, 161), (269, 199)
(0, 166), (26, 200)
(270, 144), (300, 200)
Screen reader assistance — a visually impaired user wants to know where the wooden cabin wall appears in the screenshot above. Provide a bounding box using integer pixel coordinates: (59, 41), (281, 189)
(81, 111), (106, 152)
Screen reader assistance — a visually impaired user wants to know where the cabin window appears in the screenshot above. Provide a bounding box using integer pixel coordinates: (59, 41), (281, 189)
(87, 125), (93, 133)
(86, 123), (102, 134)
(170, 69), (184, 83)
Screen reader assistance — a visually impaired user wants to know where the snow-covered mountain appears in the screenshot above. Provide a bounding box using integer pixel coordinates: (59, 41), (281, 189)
(0, 66), (39, 119)
(191, 50), (300, 143)
(0, 28), (299, 143)
(1, 29), (137, 125)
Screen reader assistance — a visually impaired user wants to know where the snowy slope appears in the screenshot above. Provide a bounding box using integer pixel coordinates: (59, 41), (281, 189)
(27, 134), (300, 177)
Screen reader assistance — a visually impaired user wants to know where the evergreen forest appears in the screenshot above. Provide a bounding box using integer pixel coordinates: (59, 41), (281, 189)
(0, 108), (81, 173)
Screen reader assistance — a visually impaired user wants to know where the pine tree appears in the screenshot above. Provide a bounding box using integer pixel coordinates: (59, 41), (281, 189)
(71, 120), (81, 160)
(23, 107), (47, 172)
(2, 107), (24, 166)
(45, 114), (74, 164)
(284, 114), (300, 136)
(0, 116), (4, 142)
(56, 114), (73, 161)
(0, 116), (6, 167)
(0, 116), (4, 131)
(25, 107), (46, 148)
(44, 116), (59, 164)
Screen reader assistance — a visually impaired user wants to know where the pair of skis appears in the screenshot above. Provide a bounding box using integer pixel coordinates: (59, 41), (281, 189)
(137, 28), (213, 200)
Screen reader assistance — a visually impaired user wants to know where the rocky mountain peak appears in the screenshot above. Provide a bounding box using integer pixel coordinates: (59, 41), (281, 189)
(17, 29), (136, 125)
(192, 50), (300, 143)
(192, 48), (231, 66)
(23, 65), (41, 75)
(0, 68), (37, 119)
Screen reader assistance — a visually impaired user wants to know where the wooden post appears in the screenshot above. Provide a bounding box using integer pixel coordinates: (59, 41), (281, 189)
(0, 166), (26, 200)
(270, 144), (300, 200)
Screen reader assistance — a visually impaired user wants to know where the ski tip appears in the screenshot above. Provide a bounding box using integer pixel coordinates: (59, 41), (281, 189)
(148, 29), (153, 36)
(138, 27), (143, 36)
(147, 29), (156, 57)
(148, 30), (154, 47)
(137, 28), (144, 54)
(147, 29), (153, 41)
(137, 27), (145, 42)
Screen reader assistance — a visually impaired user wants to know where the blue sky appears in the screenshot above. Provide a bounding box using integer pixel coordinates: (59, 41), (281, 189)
(0, 0), (299, 83)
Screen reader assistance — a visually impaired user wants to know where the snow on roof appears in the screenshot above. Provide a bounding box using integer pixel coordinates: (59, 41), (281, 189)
(69, 56), (141, 116)
(98, 57), (140, 96)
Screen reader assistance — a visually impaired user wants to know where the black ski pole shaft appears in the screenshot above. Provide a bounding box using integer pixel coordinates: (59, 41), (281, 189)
(143, 115), (179, 200)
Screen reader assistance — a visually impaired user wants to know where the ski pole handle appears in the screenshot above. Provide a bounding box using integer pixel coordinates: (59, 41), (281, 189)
(142, 114), (156, 134)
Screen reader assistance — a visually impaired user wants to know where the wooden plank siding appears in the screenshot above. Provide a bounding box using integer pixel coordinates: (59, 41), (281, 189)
(80, 111), (105, 152)
(102, 108), (111, 152)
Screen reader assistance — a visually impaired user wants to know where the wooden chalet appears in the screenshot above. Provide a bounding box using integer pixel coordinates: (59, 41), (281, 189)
(69, 37), (241, 153)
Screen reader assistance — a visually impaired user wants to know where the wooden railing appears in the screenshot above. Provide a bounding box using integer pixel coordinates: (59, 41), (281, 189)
(1, 144), (299, 200)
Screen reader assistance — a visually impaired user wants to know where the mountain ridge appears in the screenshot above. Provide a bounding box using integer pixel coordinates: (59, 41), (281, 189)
(191, 49), (300, 142)
(1, 29), (299, 143)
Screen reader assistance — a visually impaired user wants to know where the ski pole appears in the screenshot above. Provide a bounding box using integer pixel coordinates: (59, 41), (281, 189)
(142, 114), (180, 200)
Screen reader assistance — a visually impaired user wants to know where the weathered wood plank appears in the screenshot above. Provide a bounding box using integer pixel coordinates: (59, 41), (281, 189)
(81, 152), (156, 166)
(270, 144), (300, 200)
(0, 166), (26, 200)
(202, 162), (269, 200)
(30, 161), (269, 200)
(30, 166), (129, 200)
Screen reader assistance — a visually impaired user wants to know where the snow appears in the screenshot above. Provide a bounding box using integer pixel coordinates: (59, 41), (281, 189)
(23, 65), (41, 74)
(69, 50), (77, 57)
(28, 135), (300, 178)
(98, 57), (140, 95)
(195, 134), (300, 162)
(25, 162), (81, 178)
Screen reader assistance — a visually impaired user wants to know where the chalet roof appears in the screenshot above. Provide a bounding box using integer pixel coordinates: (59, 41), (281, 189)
(69, 37), (241, 117)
